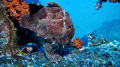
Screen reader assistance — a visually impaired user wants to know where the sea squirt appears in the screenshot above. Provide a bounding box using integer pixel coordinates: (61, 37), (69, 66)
(19, 2), (75, 62)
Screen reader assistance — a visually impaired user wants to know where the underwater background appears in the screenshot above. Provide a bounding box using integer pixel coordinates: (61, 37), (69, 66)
(0, 0), (120, 67)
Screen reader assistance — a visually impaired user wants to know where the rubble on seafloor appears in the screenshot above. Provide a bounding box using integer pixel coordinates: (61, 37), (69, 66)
(0, 40), (120, 67)
(87, 34), (109, 46)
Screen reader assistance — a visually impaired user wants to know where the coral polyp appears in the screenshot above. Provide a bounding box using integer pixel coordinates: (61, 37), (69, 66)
(3, 0), (29, 20)
(72, 37), (83, 48)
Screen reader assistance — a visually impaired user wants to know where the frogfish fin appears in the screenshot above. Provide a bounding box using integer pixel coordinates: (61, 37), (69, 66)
(28, 3), (44, 17)
(19, 14), (30, 28)
(43, 43), (62, 62)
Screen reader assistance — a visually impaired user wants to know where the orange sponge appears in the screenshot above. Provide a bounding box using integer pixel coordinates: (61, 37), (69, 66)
(3, 0), (29, 20)
(72, 37), (83, 48)
(109, 0), (117, 2)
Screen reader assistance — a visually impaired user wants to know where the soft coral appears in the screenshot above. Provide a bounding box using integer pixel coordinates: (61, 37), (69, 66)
(72, 37), (83, 48)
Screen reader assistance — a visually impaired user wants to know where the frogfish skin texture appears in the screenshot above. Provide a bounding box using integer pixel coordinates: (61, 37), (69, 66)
(20, 2), (75, 62)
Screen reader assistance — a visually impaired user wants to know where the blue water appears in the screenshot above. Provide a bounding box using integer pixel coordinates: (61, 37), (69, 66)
(24, 0), (120, 40)
(1, 1), (120, 66)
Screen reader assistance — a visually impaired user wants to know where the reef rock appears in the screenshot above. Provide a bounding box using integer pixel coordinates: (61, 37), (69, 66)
(19, 2), (75, 62)
(1, 41), (120, 67)
(0, 1), (17, 56)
